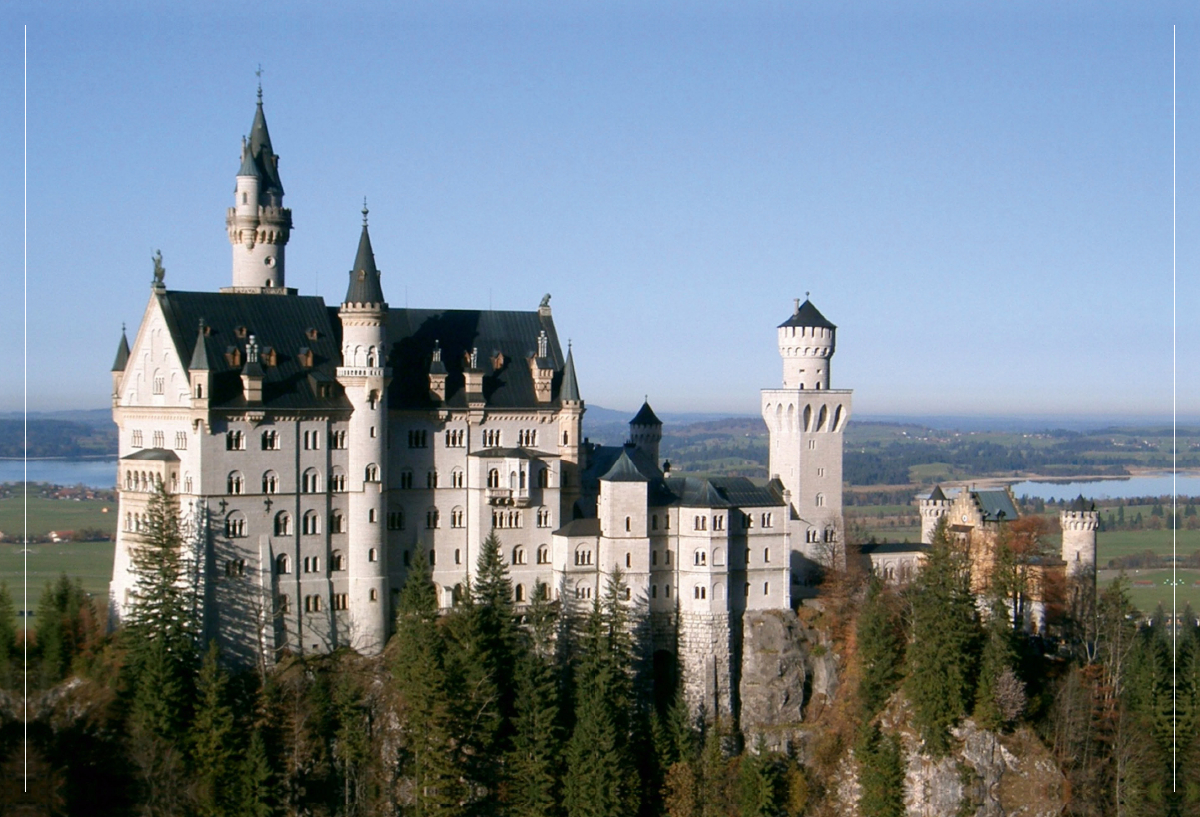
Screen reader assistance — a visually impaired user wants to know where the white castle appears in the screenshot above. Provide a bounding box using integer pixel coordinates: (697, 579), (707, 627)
(108, 94), (856, 713)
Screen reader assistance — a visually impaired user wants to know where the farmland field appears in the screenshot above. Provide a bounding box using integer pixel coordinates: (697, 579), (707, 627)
(1098, 568), (1200, 616)
(0, 494), (117, 537)
(1, 540), (115, 618)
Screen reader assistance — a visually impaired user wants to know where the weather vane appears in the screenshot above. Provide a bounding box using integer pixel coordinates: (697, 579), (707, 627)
(362, 197), (369, 225)
(256, 64), (264, 101)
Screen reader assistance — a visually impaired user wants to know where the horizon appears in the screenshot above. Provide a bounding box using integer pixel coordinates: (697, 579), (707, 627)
(3, 3), (1197, 415)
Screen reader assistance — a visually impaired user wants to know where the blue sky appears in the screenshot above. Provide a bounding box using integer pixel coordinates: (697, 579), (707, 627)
(2, 2), (1197, 419)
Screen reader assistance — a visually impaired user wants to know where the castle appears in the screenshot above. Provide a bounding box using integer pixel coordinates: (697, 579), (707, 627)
(108, 94), (853, 714)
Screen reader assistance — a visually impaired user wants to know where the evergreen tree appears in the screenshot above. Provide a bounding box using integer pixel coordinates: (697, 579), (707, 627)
(0, 582), (16, 689)
(508, 582), (563, 817)
(333, 672), (372, 816)
(903, 518), (981, 755)
(856, 724), (905, 817)
(974, 604), (1024, 731)
(856, 574), (902, 721)
(736, 741), (786, 817)
(392, 553), (465, 816)
(33, 574), (95, 687)
(239, 727), (278, 817)
(190, 641), (237, 817)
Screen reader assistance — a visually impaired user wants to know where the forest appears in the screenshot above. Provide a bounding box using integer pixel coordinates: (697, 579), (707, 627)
(1, 488), (1198, 816)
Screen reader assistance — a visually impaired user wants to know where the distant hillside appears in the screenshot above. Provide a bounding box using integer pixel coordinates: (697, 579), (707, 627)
(0, 418), (118, 458)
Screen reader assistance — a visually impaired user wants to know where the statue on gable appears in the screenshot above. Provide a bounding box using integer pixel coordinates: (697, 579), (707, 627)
(152, 249), (166, 286)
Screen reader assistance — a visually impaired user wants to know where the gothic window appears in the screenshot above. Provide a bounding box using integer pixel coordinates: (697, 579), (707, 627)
(452, 469), (464, 488)
(302, 468), (321, 493)
(694, 550), (707, 566)
(330, 511), (345, 533)
(537, 545), (550, 564)
(331, 551), (345, 571)
(330, 430), (348, 449)
(261, 430), (279, 450)
(224, 512), (246, 538)
(132, 429), (143, 448)
(694, 585), (706, 600)
(515, 584), (526, 602)
(451, 507), (464, 528)
(445, 429), (465, 447)
(488, 469), (500, 489)
(227, 472), (244, 495)
(407, 430), (428, 448)
(330, 467), (346, 492)
(426, 508), (440, 529)
(274, 512), (292, 536)
(262, 471), (278, 494)
(400, 470), (413, 489)
(302, 511), (321, 535)
(226, 430), (245, 450)
(426, 470), (438, 488)
(537, 507), (551, 528)
(513, 546), (527, 565)
(365, 463), (379, 482)
(388, 511), (404, 530)
(175, 431), (187, 450)
(574, 546), (593, 566)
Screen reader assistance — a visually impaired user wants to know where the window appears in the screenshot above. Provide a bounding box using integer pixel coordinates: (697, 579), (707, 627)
(694, 516), (707, 531)
(388, 511), (405, 530)
(488, 469), (500, 488)
(652, 515), (658, 530)
(152, 431), (164, 449)
(274, 512), (292, 536)
(694, 550), (707, 566)
(226, 430), (245, 450)
(452, 469), (464, 488)
(262, 471), (278, 494)
(713, 547), (725, 566)
(537, 508), (551, 528)
(429, 549), (436, 566)
(694, 585), (706, 600)
(400, 470), (414, 489)
(366, 463), (379, 482)
(262, 430), (279, 450)
(330, 430), (348, 449)
(152, 375), (164, 395)
(713, 515), (724, 531)
(537, 545), (550, 564)
(330, 512), (345, 533)
(763, 582), (770, 596)
(369, 588), (378, 601)
(403, 550), (410, 566)
(131, 430), (143, 448)
(816, 467), (825, 477)
(407, 430), (428, 448)
(303, 511), (321, 535)
(761, 512), (773, 528)
(277, 593), (290, 613)
(665, 550), (671, 565)
(369, 548), (378, 562)
(575, 585), (593, 600)
(333, 593), (349, 610)
(426, 508), (440, 529)
(451, 508), (464, 528)
(515, 584), (526, 602)
(574, 546), (593, 566)
(513, 546), (527, 565)
(304, 430), (320, 450)
(368, 508), (377, 523)
(764, 548), (771, 563)
(445, 429), (465, 447)
(652, 550), (658, 566)
(331, 551), (345, 571)
(745, 582), (751, 598)
(330, 468), (346, 492)
(454, 549), (462, 565)
(305, 595), (322, 613)
(225, 513), (246, 538)
(815, 493), (825, 508)
(492, 510), (522, 529)
(665, 584), (671, 598)
(304, 556), (321, 573)
(518, 429), (537, 446)
(184, 474), (193, 493)
(370, 426), (377, 438)
(225, 559), (246, 577)
(625, 552), (631, 568)
(625, 516), (631, 532)
(302, 468), (321, 493)
(745, 547), (751, 564)
(174, 431), (187, 450)
(227, 472), (244, 495)
(807, 439), (816, 450)
(537, 468), (550, 488)
(482, 429), (502, 447)
(425, 470), (437, 488)
(651, 585), (658, 598)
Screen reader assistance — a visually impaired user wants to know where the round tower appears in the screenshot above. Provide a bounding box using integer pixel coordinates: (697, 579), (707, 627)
(227, 88), (292, 290)
(336, 203), (390, 653)
(920, 485), (953, 543)
(777, 297), (836, 390)
(629, 399), (663, 467)
(1060, 495), (1098, 574)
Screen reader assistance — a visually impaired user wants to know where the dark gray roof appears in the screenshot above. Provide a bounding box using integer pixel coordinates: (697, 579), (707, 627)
(237, 139), (258, 177)
(560, 347), (581, 402)
(1070, 495), (1095, 512)
(554, 518), (601, 537)
(343, 224), (385, 306)
(386, 308), (573, 410)
(247, 102), (283, 195)
(469, 447), (558, 460)
(659, 476), (784, 509)
(121, 448), (181, 462)
(630, 401), (661, 427)
(778, 299), (835, 330)
(189, 323), (210, 371)
(973, 489), (1020, 522)
(157, 290), (348, 411)
(860, 542), (929, 556)
(601, 450), (648, 482)
(927, 485), (946, 501)
(112, 329), (130, 372)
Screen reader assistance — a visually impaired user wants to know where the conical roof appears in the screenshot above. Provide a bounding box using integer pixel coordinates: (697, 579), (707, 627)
(1069, 495), (1095, 512)
(928, 484), (946, 501)
(343, 224), (385, 305)
(246, 100), (283, 195)
(779, 299), (836, 330)
(189, 322), (210, 372)
(560, 347), (581, 402)
(630, 400), (661, 427)
(237, 138), (258, 177)
(111, 328), (130, 372)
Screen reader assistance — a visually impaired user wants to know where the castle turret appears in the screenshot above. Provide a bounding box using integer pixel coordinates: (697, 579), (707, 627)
(558, 343), (584, 513)
(226, 88), (292, 291)
(336, 204), (390, 653)
(761, 298), (852, 568)
(111, 325), (130, 405)
(920, 484), (952, 543)
(1060, 495), (1098, 575)
(629, 400), (663, 467)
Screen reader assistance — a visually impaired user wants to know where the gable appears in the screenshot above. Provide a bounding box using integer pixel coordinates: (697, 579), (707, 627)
(121, 295), (192, 408)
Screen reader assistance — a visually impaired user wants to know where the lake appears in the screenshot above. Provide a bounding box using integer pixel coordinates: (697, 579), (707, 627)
(0, 459), (117, 489)
(1010, 474), (1200, 501)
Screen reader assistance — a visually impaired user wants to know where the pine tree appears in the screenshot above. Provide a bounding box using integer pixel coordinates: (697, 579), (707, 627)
(0, 583), (16, 689)
(191, 641), (237, 817)
(508, 582), (564, 817)
(333, 672), (372, 816)
(239, 727), (277, 817)
(903, 518), (981, 755)
(736, 740), (786, 817)
(856, 723), (905, 817)
(856, 574), (902, 721)
(33, 574), (94, 687)
(974, 604), (1023, 731)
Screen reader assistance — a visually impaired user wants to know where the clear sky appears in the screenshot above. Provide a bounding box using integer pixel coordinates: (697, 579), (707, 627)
(2, 2), (1197, 419)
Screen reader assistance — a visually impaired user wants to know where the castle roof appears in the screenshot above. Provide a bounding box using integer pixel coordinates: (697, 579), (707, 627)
(972, 489), (1020, 522)
(1069, 495), (1095, 512)
(120, 448), (181, 462)
(344, 223), (385, 306)
(860, 542), (929, 556)
(600, 450), (648, 482)
(630, 400), (661, 427)
(112, 328), (130, 372)
(560, 347), (581, 402)
(469, 447), (558, 460)
(247, 100), (284, 195)
(927, 484), (946, 501)
(553, 517), (601, 538)
(189, 322), (210, 371)
(778, 299), (835, 330)
(158, 290), (348, 411)
(661, 476), (784, 509)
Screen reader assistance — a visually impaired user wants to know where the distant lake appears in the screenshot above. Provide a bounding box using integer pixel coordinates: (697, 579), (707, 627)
(0, 459), (117, 489)
(1010, 474), (1200, 501)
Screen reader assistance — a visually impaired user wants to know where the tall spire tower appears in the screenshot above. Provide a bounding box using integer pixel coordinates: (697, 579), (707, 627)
(226, 85), (292, 291)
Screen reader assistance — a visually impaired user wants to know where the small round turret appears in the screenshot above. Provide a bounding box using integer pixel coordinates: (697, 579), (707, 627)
(1060, 495), (1098, 574)
(629, 399), (663, 466)
(777, 297), (836, 390)
(919, 485), (952, 544)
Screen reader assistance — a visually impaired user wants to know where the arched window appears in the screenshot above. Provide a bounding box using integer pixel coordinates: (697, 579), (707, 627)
(625, 516), (631, 531)
(488, 469), (500, 488)
(513, 546), (527, 565)
(330, 467), (346, 492)
(274, 512), (292, 536)
(452, 468), (464, 488)
(224, 512), (246, 538)
(331, 550), (345, 571)
(303, 468), (321, 493)
(227, 471), (244, 495)
(537, 467), (549, 488)
(302, 510), (321, 535)
(369, 547), (378, 562)
(515, 584), (526, 602)
(510, 471), (517, 490)
(426, 508), (440, 529)
(694, 550), (707, 566)
(519, 471), (526, 490)
(537, 544), (550, 564)
(426, 470), (437, 488)
(276, 554), (290, 574)
(815, 493), (825, 508)
(262, 471), (278, 494)
(261, 430), (279, 450)
(574, 546), (593, 566)
(694, 585), (706, 600)
(330, 511), (345, 533)
(366, 463), (379, 482)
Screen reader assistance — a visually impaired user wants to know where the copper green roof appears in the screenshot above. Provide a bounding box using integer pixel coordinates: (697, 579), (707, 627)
(630, 400), (661, 427)
(778, 299), (835, 330)
(973, 489), (1019, 522)
(344, 224), (385, 305)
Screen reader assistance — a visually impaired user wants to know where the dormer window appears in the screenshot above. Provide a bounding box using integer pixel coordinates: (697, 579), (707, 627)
(235, 325), (248, 339)
(298, 347), (313, 368)
(225, 346), (242, 368)
(261, 346), (277, 367)
(306, 327), (319, 341)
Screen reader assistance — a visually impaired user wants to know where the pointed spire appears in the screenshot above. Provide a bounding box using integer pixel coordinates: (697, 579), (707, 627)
(343, 211), (385, 306)
(237, 135), (258, 177)
(560, 343), (581, 402)
(630, 400), (661, 427)
(247, 92), (283, 195)
(189, 319), (210, 371)
(112, 324), (130, 372)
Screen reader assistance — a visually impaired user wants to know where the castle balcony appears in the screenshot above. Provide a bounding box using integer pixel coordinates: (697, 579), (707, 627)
(486, 487), (533, 507)
(335, 366), (389, 379)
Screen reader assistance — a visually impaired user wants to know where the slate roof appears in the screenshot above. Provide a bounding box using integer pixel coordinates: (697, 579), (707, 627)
(554, 518), (601, 538)
(344, 224), (385, 306)
(860, 542), (929, 556)
(469, 447), (559, 460)
(601, 450), (648, 482)
(560, 348), (581, 402)
(630, 401), (661, 426)
(778, 299), (836, 330)
(927, 485), (946, 501)
(246, 101), (284, 195)
(386, 308), (573, 410)
(112, 329), (130, 372)
(189, 322), (210, 371)
(973, 489), (1020, 522)
(121, 448), (181, 462)
(157, 290), (348, 411)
